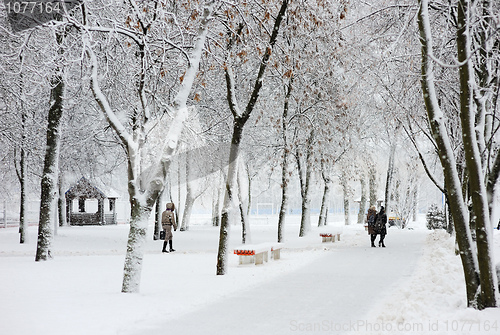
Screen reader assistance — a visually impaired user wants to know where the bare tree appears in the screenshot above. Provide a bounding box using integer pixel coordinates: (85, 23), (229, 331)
(215, 0), (289, 275)
(36, 28), (66, 261)
(74, 0), (216, 292)
(418, 0), (498, 308)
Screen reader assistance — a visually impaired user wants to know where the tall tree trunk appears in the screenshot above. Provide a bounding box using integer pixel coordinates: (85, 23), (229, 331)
(277, 154), (289, 240)
(18, 145), (27, 243)
(384, 143), (396, 212)
(298, 130), (314, 236)
(357, 174), (367, 224)
(17, 109), (27, 244)
(412, 185), (418, 222)
(58, 173), (65, 227)
(475, 0), (494, 165)
(176, 153), (182, 229)
(457, 0), (498, 308)
(369, 165), (377, 207)
(35, 73), (64, 261)
(341, 170), (350, 226)
(216, 0), (289, 275)
(278, 77), (292, 242)
(318, 155), (331, 227)
(16, 55), (28, 244)
(212, 173), (221, 227)
(317, 177), (330, 227)
(153, 189), (163, 240)
(299, 182), (312, 234)
(181, 151), (194, 231)
(486, 152), (500, 219)
(217, 125), (243, 275)
(122, 195), (157, 293)
(418, 0), (480, 307)
(181, 193), (195, 232)
(35, 30), (65, 260)
(246, 164), (252, 216)
(238, 162), (250, 244)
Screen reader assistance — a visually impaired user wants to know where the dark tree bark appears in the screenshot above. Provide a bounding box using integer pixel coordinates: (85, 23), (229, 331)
(357, 174), (367, 224)
(318, 171), (331, 227)
(418, 0), (480, 307)
(15, 107), (28, 244)
(35, 58), (65, 261)
(216, 0), (289, 275)
(341, 169), (350, 226)
(384, 143), (396, 212)
(297, 130), (314, 235)
(181, 152), (195, 232)
(58, 173), (65, 227)
(153, 190), (163, 240)
(238, 164), (250, 244)
(278, 77), (293, 242)
(212, 173), (221, 227)
(369, 165), (377, 207)
(457, 0), (498, 308)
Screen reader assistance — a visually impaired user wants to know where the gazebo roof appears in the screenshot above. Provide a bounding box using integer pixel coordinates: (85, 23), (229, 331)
(65, 177), (109, 200)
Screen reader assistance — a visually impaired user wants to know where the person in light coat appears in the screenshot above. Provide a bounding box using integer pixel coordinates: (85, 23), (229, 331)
(161, 202), (177, 253)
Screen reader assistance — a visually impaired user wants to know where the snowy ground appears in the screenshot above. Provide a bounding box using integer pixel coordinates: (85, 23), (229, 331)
(0, 214), (499, 335)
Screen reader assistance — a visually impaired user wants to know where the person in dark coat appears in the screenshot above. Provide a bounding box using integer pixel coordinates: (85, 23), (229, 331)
(376, 206), (388, 247)
(367, 206), (377, 247)
(161, 202), (177, 253)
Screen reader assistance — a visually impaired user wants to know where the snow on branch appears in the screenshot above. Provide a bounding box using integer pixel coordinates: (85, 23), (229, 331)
(67, 16), (143, 47)
(143, 1), (216, 191)
(83, 35), (132, 148)
(172, 1), (215, 111)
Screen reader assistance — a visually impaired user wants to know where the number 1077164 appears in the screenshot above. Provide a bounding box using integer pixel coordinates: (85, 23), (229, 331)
(5, 1), (63, 14)
(3, 1), (80, 32)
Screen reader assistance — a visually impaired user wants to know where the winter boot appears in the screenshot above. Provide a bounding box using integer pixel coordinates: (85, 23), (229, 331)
(169, 240), (175, 252)
(380, 236), (386, 248)
(162, 241), (169, 253)
(370, 235), (376, 247)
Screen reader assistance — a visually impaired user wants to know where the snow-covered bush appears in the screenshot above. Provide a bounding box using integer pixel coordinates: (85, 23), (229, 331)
(426, 204), (446, 230)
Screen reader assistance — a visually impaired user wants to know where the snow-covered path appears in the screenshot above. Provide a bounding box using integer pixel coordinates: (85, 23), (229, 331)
(128, 230), (427, 335)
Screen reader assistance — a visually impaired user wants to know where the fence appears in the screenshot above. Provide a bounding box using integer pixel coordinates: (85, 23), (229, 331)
(0, 200), (131, 227)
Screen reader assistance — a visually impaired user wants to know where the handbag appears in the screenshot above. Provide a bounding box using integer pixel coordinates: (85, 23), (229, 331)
(160, 230), (165, 240)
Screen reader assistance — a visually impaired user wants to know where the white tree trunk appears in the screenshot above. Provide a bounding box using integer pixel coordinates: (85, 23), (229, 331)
(341, 171), (350, 226)
(418, 0), (480, 306)
(82, 2), (215, 292)
(456, 0), (498, 307)
(357, 175), (367, 224)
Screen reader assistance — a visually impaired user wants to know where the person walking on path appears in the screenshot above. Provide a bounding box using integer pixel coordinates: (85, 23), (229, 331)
(367, 206), (378, 247)
(161, 202), (177, 253)
(376, 206), (388, 247)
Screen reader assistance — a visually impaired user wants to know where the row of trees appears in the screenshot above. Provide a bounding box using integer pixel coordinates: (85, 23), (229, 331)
(417, 0), (499, 309)
(0, 0), (380, 291)
(1, 0), (498, 308)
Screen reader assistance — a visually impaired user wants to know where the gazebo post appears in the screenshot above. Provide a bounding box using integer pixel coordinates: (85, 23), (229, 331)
(66, 197), (71, 225)
(109, 198), (117, 224)
(98, 199), (104, 225)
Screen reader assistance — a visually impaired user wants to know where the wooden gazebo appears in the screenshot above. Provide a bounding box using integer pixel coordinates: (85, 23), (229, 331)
(65, 177), (118, 226)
